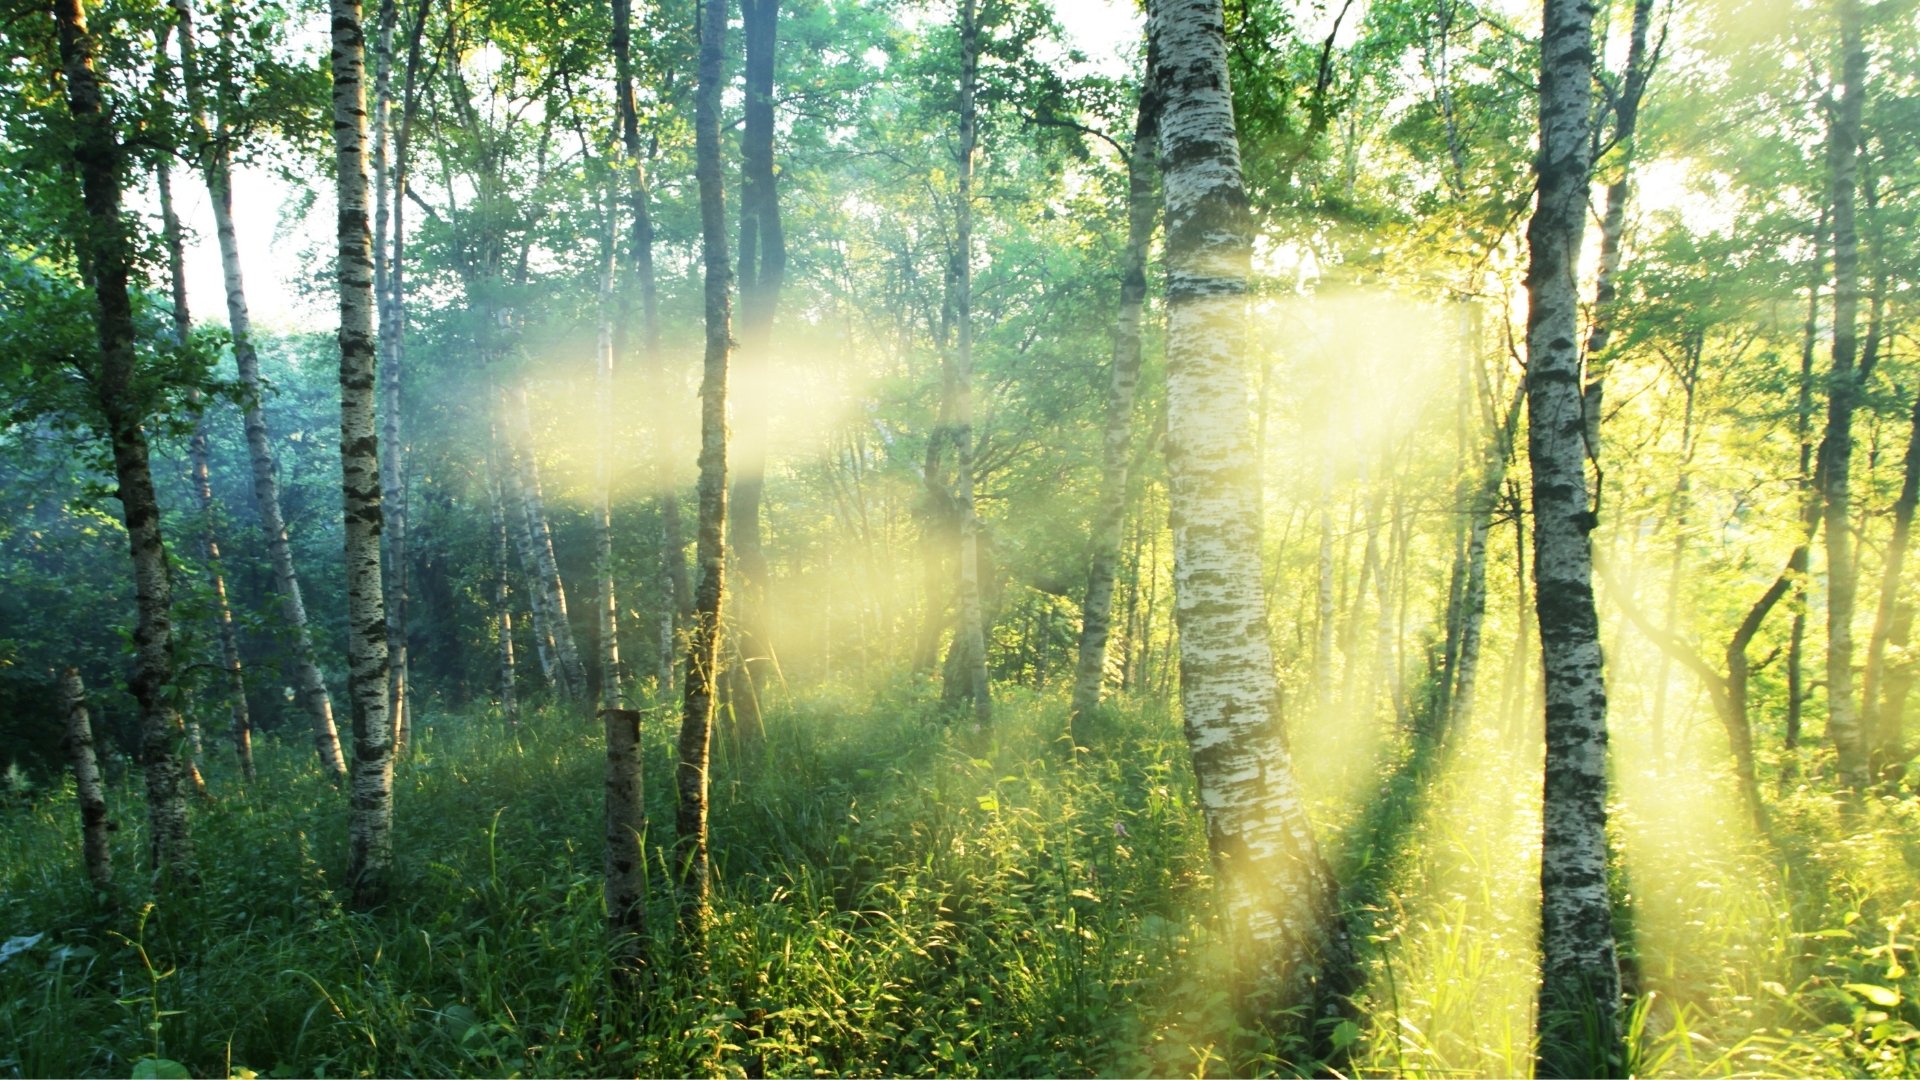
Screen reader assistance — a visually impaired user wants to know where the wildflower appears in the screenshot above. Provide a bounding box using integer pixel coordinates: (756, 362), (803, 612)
(1114, 820), (1129, 838)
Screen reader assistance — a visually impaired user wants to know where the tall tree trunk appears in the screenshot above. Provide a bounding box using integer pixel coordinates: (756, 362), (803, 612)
(330, 0), (395, 909)
(951, 0), (992, 726)
(595, 196), (622, 712)
(1148, 0), (1351, 1022)
(1070, 69), (1158, 735)
(1820, 0), (1868, 793)
(56, 0), (196, 887)
(726, 0), (786, 742)
(1449, 383), (1525, 734)
(1578, 0), (1656, 459)
(171, 0), (347, 781)
(1525, 0), (1621, 1070)
(604, 707), (647, 990)
(372, 0), (417, 757)
(487, 432), (520, 725)
(678, 0), (733, 938)
(512, 386), (589, 702)
(151, 59), (228, 790)
(1866, 389), (1919, 774)
(613, 0), (687, 696)
(62, 667), (114, 895)
(1787, 213), (1828, 755)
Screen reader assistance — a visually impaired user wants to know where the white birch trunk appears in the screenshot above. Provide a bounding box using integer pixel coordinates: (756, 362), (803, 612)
(1525, 0), (1621, 1069)
(330, 0), (395, 909)
(170, 0), (347, 781)
(1149, 0), (1349, 1019)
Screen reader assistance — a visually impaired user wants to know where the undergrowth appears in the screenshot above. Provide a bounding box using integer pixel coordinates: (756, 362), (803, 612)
(1, 682), (1916, 1077)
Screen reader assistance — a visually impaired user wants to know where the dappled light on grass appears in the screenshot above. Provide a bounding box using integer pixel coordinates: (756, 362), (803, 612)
(1611, 699), (1792, 1071)
(1347, 721), (1543, 1078)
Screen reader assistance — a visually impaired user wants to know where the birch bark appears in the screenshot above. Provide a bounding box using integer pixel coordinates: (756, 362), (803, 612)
(1524, 0), (1621, 1069)
(330, 0), (396, 908)
(56, 0), (197, 887)
(62, 668), (114, 894)
(1149, 0), (1350, 1019)
(171, 0), (347, 781)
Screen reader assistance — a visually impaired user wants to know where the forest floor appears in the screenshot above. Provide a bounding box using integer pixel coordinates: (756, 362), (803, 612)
(1, 683), (1917, 1078)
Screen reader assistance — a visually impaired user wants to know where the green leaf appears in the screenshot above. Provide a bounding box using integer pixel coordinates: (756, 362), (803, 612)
(131, 1059), (191, 1080)
(975, 794), (999, 812)
(1844, 983), (1902, 1008)
(1330, 1019), (1363, 1050)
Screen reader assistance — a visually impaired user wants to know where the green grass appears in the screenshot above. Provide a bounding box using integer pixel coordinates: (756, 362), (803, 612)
(2, 683), (1916, 1078)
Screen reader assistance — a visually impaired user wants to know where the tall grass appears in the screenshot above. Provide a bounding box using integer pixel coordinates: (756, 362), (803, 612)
(1, 682), (1914, 1077)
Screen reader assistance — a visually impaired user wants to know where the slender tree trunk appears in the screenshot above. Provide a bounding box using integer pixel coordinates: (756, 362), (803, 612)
(951, 0), (992, 726)
(151, 70), (227, 792)
(1866, 390), (1920, 774)
(678, 0), (733, 938)
(613, 0), (687, 697)
(513, 387), (589, 703)
(1820, 0), (1868, 793)
(1149, 0), (1351, 1023)
(1449, 384), (1525, 733)
(170, 0), (347, 781)
(1069, 66), (1159, 736)
(1525, 0), (1621, 1070)
(371, 0), (414, 757)
(1579, 0), (1656, 459)
(1787, 215), (1827, 755)
(487, 434), (520, 724)
(726, 0), (786, 742)
(62, 668), (114, 895)
(56, 0), (196, 887)
(330, 0), (395, 909)
(595, 198), (623, 712)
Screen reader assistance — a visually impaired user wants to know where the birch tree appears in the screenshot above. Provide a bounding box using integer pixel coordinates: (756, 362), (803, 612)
(1524, 0), (1621, 1070)
(678, 0), (733, 936)
(54, 0), (196, 887)
(170, 0), (347, 781)
(330, 0), (396, 908)
(1148, 0), (1350, 1022)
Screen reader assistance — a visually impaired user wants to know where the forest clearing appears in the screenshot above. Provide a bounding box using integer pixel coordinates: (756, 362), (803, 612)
(1, 0), (1917, 1074)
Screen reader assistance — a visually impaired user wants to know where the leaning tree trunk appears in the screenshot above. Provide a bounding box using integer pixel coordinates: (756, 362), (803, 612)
(62, 668), (114, 895)
(1820, 0), (1869, 793)
(1525, 0), (1621, 1071)
(1148, 0), (1352, 1024)
(512, 387), (589, 702)
(950, 0), (992, 727)
(56, 0), (196, 887)
(171, 0), (347, 781)
(330, 0), (395, 910)
(678, 0), (733, 940)
(613, 0), (687, 697)
(1069, 69), (1159, 735)
(151, 70), (229, 790)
